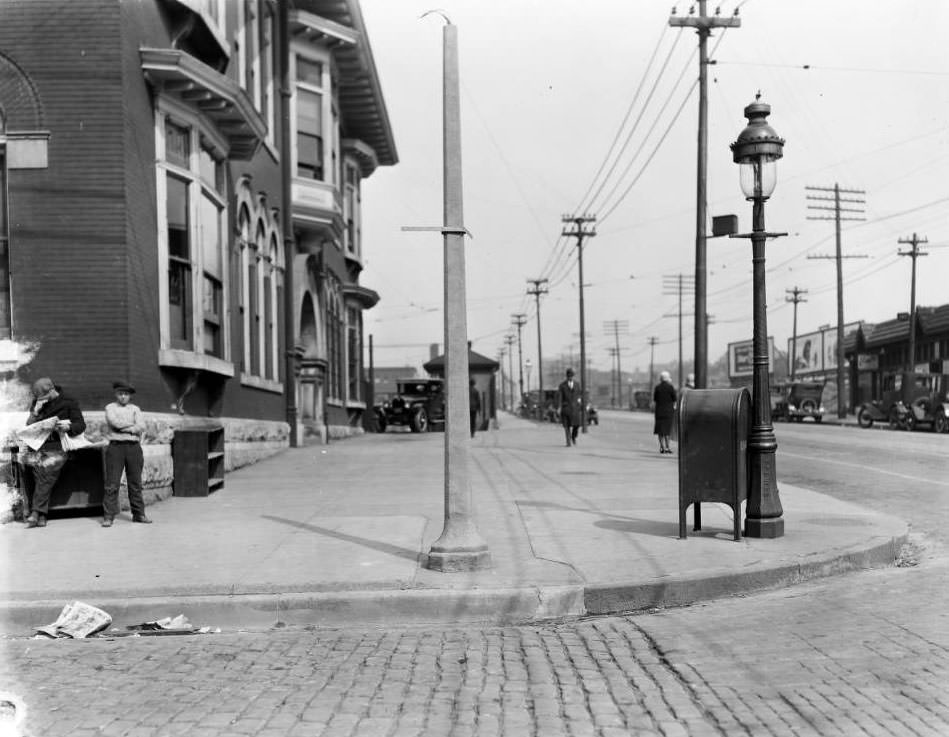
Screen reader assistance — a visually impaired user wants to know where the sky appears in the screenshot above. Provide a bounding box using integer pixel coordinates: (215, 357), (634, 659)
(357, 0), (949, 380)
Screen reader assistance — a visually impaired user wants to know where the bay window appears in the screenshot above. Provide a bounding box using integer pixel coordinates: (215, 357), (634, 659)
(157, 107), (229, 365)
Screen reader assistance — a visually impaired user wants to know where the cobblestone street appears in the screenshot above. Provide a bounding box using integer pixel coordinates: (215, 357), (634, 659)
(3, 558), (947, 737)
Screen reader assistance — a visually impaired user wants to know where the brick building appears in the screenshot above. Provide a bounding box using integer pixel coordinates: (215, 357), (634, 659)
(0, 0), (396, 463)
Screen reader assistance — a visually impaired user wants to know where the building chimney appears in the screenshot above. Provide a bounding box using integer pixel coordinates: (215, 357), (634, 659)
(430, 343), (440, 360)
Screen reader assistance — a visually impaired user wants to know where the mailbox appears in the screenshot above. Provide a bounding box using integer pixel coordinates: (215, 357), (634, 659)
(677, 388), (750, 540)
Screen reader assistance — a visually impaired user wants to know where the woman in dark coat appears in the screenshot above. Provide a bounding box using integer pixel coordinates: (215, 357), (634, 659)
(653, 371), (677, 454)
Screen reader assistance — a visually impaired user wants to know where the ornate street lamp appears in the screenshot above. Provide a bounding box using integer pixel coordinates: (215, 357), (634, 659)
(729, 95), (786, 538)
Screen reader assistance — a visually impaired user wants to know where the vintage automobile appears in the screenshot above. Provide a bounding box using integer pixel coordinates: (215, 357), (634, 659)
(771, 381), (826, 423)
(857, 372), (949, 432)
(376, 378), (446, 433)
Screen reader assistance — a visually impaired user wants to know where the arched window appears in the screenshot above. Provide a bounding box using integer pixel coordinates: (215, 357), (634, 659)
(249, 220), (266, 376)
(238, 205), (252, 372)
(326, 279), (343, 401)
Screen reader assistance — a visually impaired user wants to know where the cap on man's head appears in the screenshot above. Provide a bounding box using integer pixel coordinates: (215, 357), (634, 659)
(565, 368), (575, 376)
(112, 381), (136, 394)
(31, 377), (56, 399)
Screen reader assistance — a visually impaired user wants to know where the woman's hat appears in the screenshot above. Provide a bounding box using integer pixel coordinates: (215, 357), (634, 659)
(113, 381), (136, 394)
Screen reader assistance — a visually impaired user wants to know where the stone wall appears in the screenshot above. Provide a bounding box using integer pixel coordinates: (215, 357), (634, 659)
(0, 412), (289, 523)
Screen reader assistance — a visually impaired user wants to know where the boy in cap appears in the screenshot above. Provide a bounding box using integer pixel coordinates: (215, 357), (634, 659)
(23, 377), (86, 528)
(102, 381), (150, 526)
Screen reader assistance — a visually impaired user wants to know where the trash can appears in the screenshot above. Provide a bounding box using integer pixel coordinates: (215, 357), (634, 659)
(677, 388), (750, 540)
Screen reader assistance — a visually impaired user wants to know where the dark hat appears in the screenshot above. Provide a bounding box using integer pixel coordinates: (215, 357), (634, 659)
(112, 381), (136, 394)
(565, 368), (575, 376)
(31, 377), (56, 399)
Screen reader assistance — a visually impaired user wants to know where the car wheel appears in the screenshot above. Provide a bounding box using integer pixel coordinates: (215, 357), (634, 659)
(935, 411), (949, 434)
(857, 408), (874, 429)
(800, 399), (817, 415)
(904, 414), (916, 432)
(411, 408), (429, 433)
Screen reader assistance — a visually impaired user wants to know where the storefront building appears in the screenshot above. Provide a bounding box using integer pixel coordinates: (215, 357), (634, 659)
(0, 0), (396, 464)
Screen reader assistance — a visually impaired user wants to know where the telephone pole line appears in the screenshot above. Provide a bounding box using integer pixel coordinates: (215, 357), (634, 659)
(670, 1), (740, 390)
(663, 273), (695, 387)
(504, 333), (516, 411)
(898, 233), (928, 373)
(785, 287), (808, 381)
(526, 278), (549, 405)
(511, 313), (527, 402)
(562, 214), (597, 432)
(806, 183), (867, 418)
(603, 319), (629, 407)
(647, 336), (659, 390)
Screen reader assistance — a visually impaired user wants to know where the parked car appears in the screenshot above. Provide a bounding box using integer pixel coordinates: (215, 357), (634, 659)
(376, 379), (446, 433)
(858, 372), (949, 432)
(771, 381), (825, 423)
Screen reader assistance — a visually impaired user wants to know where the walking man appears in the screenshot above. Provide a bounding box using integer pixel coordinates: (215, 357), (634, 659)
(558, 368), (582, 446)
(469, 378), (481, 438)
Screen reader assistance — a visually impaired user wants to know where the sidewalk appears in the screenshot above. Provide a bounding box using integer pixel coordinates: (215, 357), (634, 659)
(0, 412), (907, 635)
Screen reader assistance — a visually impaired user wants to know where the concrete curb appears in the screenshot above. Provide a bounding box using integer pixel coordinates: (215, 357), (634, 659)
(584, 531), (907, 615)
(1, 532), (907, 635)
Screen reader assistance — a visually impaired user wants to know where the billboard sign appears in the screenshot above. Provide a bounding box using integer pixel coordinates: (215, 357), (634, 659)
(728, 338), (776, 379)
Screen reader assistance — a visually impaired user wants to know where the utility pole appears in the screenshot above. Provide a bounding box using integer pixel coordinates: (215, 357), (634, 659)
(670, 1), (740, 390)
(603, 319), (629, 408)
(806, 183), (866, 418)
(504, 333), (516, 411)
(898, 233), (928, 374)
(511, 313), (527, 402)
(647, 336), (659, 390)
(562, 214), (596, 432)
(663, 273), (694, 386)
(497, 345), (507, 410)
(526, 278), (549, 405)
(785, 287), (808, 381)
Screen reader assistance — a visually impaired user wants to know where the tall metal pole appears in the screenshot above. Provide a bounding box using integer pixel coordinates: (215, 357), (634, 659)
(746, 196), (784, 538)
(424, 19), (489, 572)
(278, 0), (298, 447)
(898, 233), (928, 374)
(670, 1), (740, 389)
(648, 336), (658, 390)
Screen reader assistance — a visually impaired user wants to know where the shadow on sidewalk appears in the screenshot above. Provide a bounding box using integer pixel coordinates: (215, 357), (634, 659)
(517, 499), (681, 538)
(261, 515), (423, 563)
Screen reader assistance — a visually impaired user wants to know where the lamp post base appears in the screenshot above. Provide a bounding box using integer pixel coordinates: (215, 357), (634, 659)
(427, 546), (492, 572)
(744, 517), (785, 539)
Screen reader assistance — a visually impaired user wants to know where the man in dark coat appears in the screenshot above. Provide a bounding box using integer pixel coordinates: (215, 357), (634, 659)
(469, 378), (481, 438)
(23, 377), (86, 528)
(558, 368), (583, 447)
